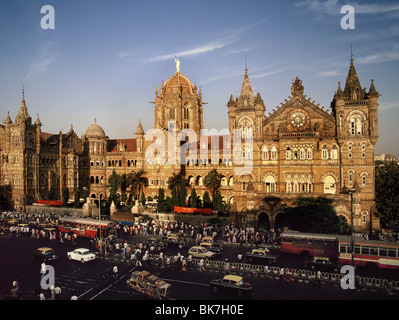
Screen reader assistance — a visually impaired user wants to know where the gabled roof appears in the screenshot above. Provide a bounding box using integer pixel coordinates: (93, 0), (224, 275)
(107, 139), (137, 153)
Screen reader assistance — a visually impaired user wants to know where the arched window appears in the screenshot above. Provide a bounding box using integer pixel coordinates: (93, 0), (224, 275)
(323, 175), (336, 194)
(238, 116), (253, 139)
(262, 146), (269, 160)
(348, 111), (366, 136)
(271, 146), (277, 160)
(264, 175), (276, 193)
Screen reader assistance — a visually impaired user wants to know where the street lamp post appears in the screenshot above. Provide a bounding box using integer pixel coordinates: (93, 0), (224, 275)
(348, 187), (356, 267)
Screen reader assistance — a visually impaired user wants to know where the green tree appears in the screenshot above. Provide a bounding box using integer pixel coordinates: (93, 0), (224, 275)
(62, 188), (69, 206)
(141, 191), (146, 206)
(276, 197), (349, 234)
(74, 188), (80, 208)
(109, 170), (121, 205)
(157, 188), (167, 212)
(376, 161), (399, 227)
(179, 180), (187, 206)
(127, 170), (148, 203)
(48, 186), (56, 200)
(189, 187), (199, 208)
(203, 191), (212, 209)
(203, 169), (223, 208)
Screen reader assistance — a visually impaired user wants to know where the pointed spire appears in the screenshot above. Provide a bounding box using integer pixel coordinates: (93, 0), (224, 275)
(368, 79), (379, 97)
(343, 53), (365, 100)
(35, 114), (41, 126)
(15, 87), (30, 124)
(335, 81), (344, 99)
(136, 120), (144, 135)
(4, 111), (12, 124)
(237, 67), (255, 107)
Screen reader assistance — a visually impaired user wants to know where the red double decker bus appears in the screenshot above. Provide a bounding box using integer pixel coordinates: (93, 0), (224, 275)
(58, 216), (115, 239)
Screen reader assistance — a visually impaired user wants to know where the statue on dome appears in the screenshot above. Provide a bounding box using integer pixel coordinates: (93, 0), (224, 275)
(175, 56), (180, 73)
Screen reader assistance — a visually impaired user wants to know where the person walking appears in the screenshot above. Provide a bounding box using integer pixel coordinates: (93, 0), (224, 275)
(199, 258), (205, 272)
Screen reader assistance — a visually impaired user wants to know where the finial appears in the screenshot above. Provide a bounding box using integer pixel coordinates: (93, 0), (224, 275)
(175, 56), (180, 73)
(350, 43), (354, 62)
(94, 117), (96, 124)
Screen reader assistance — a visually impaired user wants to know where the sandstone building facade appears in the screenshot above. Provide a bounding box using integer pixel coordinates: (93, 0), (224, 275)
(0, 58), (380, 232)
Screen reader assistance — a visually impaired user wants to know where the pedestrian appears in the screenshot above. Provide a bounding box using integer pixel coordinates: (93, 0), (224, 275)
(224, 259), (231, 274)
(199, 258), (205, 272)
(112, 265), (119, 279)
(159, 253), (165, 269)
(54, 286), (62, 300)
(181, 258), (187, 272)
(143, 251), (149, 267)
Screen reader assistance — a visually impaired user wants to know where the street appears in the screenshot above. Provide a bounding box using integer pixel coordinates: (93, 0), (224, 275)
(0, 232), (397, 301)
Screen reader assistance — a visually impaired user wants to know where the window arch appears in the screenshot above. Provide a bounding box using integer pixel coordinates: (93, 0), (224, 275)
(264, 175), (276, 193)
(323, 175), (336, 194)
(237, 116), (253, 139)
(347, 110), (366, 136)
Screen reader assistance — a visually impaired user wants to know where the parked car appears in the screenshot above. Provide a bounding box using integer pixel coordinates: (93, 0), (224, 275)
(304, 256), (341, 273)
(67, 248), (96, 263)
(244, 248), (276, 264)
(31, 247), (59, 262)
(188, 246), (215, 259)
(209, 275), (252, 297)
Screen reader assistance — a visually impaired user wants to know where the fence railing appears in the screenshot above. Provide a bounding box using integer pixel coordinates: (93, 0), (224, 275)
(146, 253), (399, 295)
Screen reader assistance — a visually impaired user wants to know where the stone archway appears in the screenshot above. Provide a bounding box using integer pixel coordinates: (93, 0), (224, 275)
(256, 211), (270, 231)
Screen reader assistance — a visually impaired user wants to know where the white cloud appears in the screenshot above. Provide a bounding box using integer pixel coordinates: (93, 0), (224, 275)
(25, 58), (54, 81)
(296, 0), (399, 15)
(358, 45), (399, 64)
(316, 70), (340, 77)
(147, 38), (236, 63)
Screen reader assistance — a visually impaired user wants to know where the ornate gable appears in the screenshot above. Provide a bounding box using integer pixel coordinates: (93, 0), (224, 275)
(263, 77), (335, 139)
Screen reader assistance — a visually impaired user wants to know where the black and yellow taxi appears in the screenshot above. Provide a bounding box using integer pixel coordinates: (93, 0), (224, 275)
(209, 275), (252, 297)
(31, 247), (59, 262)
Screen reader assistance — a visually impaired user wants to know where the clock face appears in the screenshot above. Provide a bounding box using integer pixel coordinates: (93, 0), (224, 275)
(289, 110), (308, 129)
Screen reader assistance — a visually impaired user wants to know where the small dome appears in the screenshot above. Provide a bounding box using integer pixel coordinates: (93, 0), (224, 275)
(85, 118), (106, 138)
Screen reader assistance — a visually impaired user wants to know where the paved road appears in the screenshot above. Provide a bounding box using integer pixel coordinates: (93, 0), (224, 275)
(0, 233), (396, 301)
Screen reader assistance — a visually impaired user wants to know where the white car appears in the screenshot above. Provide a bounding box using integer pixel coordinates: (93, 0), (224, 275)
(67, 248), (96, 263)
(188, 246), (215, 259)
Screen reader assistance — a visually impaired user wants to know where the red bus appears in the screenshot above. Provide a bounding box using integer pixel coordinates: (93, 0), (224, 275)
(280, 231), (339, 259)
(338, 236), (399, 270)
(174, 206), (212, 215)
(58, 216), (115, 239)
(280, 231), (399, 270)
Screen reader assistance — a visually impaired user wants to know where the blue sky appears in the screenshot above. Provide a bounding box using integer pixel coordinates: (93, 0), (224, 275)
(1, 0), (399, 157)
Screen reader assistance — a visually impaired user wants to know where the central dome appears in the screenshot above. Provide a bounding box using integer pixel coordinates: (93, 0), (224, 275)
(162, 72), (195, 95)
(85, 119), (106, 138)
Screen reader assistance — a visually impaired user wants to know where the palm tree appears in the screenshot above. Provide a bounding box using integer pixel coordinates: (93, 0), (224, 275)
(167, 172), (185, 206)
(203, 169), (223, 208)
(127, 170), (148, 203)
